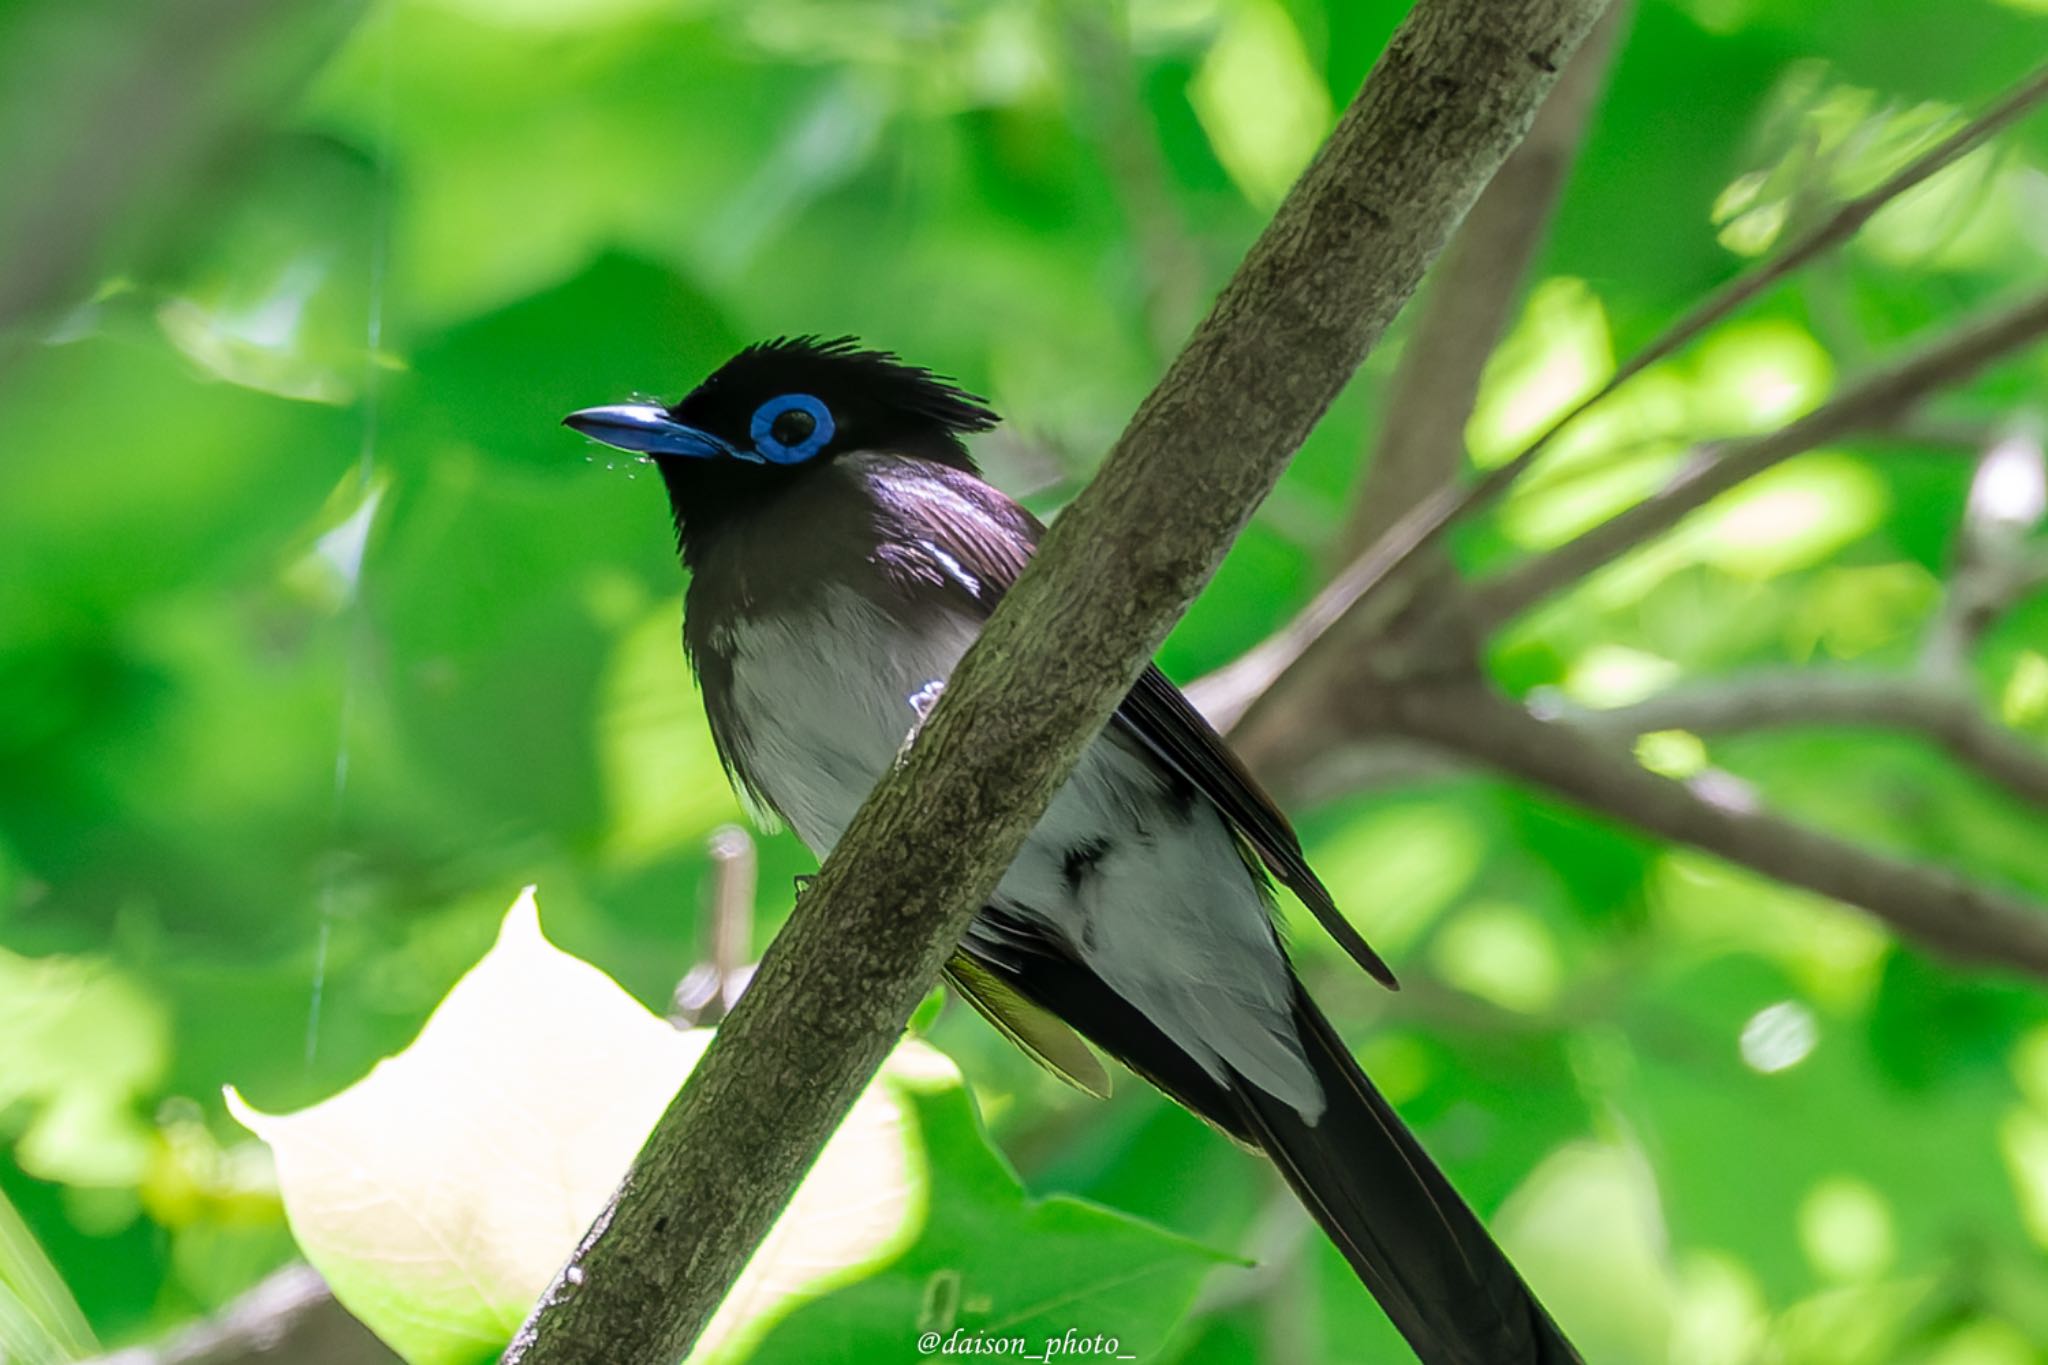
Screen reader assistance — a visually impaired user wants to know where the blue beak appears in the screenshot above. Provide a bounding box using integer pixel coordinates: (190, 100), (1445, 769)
(563, 404), (737, 460)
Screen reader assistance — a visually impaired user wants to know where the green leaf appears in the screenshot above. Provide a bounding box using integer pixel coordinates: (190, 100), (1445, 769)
(0, 946), (166, 1188)
(0, 1185), (96, 1365)
(1187, 0), (1332, 208)
(750, 1065), (1227, 1364)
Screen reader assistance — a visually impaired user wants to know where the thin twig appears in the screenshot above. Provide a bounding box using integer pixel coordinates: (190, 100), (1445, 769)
(1469, 286), (2048, 625)
(1385, 684), (2048, 975)
(708, 825), (755, 1013)
(1396, 59), (2048, 575)
(1336, 0), (1629, 560)
(1214, 2), (1628, 744)
(1386, 412), (1991, 531)
(671, 825), (758, 1025)
(1593, 672), (2048, 810)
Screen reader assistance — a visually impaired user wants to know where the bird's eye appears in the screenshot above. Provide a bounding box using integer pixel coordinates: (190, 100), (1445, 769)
(770, 407), (815, 447)
(749, 392), (835, 465)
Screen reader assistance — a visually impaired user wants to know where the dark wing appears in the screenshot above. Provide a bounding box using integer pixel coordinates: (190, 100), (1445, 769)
(1117, 664), (1396, 987)
(877, 461), (1394, 989)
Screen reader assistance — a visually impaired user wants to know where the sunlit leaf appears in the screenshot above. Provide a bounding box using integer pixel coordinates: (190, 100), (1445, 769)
(0, 949), (166, 1188)
(1302, 800), (1484, 956)
(1468, 278), (1616, 467)
(1797, 1175), (1894, 1282)
(229, 888), (1222, 1365)
(1188, 0), (1331, 207)
(1561, 643), (1681, 708)
(229, 888), (931, 1364)
(1684, 454), (1888, 581)
(1431, 901), (1565, 1014)
(2003, 652), (2048, 728)
(1495, 1141), (1676, 1365)
(1688, 321), (1831, 433)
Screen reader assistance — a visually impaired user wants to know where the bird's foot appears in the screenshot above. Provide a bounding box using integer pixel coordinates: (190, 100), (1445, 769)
(895, 679), (946, 767)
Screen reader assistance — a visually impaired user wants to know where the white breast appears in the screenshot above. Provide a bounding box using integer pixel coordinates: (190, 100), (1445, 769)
(725, 589), (1320, 1115)
(724, 587), (981, 853)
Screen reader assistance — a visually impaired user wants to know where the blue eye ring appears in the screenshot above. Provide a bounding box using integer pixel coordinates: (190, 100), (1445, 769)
(750, 392), (835, 465)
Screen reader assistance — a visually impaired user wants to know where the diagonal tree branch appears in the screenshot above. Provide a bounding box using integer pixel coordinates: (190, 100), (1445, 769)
(1382, 683), (2048, 974)
(501, 2), (1614, 1361)
(1468, 287), (2048, 625)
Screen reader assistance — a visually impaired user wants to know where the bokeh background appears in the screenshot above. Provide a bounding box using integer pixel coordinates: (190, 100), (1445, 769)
(3, 0), (2048, 1361)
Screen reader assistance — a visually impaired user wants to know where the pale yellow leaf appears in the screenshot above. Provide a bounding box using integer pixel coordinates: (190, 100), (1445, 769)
(230, 887), (935, 1364)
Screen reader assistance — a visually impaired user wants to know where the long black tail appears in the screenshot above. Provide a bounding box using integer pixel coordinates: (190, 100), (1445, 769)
(979, 944), (1580, 1364)
(1228, 986), (1581, 1365)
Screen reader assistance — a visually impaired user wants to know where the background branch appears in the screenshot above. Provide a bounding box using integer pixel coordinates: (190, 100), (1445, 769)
(501, 2), (1613, 1360)
(1592, 672), (2048, 810)
(1470, 287), (2048, 626)
(1350, 59), (2048, 604)
(1335, 0), (1629, 562)
(90, 1266), (396, 1365)
(1382, 683), (2048, 974)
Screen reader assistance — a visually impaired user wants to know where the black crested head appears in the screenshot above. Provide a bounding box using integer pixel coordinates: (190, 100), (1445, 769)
(677, 336), (999, 470)
(564, 335), (999, 550)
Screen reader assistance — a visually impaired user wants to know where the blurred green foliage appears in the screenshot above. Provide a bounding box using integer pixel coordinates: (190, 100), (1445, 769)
(1, 0), (2046, 1360)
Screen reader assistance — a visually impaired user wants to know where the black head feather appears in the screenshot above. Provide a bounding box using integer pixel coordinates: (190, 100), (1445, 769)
(672, 335), (999, 470)
(569, 335), (999, 556)
(628, 335), (1000, 557)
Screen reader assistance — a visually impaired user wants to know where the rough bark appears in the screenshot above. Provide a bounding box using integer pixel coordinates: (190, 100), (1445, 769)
(500, 2), (1613, 1360)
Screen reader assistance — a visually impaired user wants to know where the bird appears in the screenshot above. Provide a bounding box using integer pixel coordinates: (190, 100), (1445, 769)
(565, 336), (1580, 1365)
